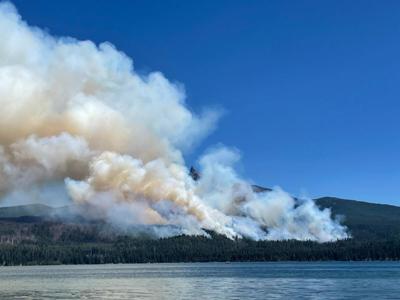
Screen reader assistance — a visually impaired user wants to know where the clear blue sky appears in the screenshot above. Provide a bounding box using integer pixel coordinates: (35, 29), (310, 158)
(11, 0), (400, 205)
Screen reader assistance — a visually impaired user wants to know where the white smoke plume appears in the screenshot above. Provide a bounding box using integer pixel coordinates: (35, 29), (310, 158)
(0, 2), (348, 242)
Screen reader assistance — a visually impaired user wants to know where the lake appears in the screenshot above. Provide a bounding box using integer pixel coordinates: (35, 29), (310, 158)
(0, 262), (399, 299)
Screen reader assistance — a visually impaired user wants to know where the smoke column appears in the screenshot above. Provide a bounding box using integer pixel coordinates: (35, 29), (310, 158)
(0, 2), (348, 242)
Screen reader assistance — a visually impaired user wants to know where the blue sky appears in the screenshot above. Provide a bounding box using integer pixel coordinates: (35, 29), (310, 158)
(11, 0), (400, 204)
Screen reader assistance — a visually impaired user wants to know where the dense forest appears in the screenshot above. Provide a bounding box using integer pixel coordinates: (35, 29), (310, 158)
(0, 196), (400, 265)
(1, 232), (400, 266)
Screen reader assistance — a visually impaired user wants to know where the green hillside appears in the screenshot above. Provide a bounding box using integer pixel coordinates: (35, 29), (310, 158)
(1, 196), (400, 240)
(316, 197), (400, 240)
(0, 196), (399, 265)
(0, 204), (53, 218)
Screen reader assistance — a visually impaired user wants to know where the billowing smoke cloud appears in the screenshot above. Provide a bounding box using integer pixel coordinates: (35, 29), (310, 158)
(0, 2), (348, 242)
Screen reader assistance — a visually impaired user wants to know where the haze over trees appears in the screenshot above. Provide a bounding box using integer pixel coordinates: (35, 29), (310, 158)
(0, 197), (399, 265)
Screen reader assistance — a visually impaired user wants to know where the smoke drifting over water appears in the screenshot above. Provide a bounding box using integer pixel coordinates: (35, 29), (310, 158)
(0, 2), (348, 242)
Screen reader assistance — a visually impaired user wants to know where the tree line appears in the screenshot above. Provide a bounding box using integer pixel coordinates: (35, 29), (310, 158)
(1, 231), (400, 266)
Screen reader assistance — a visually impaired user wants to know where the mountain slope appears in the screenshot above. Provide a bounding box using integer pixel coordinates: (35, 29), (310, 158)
(0, 196), (400, 264)
(316, 197), (400, 240)
(0, 204), (53, 218)
(0, 196), (399, 240)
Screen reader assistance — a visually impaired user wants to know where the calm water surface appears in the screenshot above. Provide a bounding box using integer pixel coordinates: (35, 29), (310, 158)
(0, 262), (399, 299)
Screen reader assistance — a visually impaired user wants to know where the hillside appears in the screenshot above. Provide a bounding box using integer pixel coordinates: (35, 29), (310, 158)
(0, 204), (53, 219)
(1, 196), (399, 240)
(316, 197), (400, 240)
(0, 196), (399, 264)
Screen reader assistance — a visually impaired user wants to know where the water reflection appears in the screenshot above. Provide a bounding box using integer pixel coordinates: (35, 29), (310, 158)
(0, 262), (399, 299)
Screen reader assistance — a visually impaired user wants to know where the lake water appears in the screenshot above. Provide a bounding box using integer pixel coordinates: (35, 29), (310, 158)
(0, 262), (399, 299)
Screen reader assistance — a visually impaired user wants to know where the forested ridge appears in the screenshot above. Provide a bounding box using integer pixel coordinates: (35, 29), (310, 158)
(0, 196), (400, 265)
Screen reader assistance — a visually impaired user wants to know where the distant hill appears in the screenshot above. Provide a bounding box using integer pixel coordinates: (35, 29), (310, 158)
(0, 204), (53, 218)
(316, 197), (400, 240)
(0, 195), (399, 240)
(0, 195), (400, 265)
